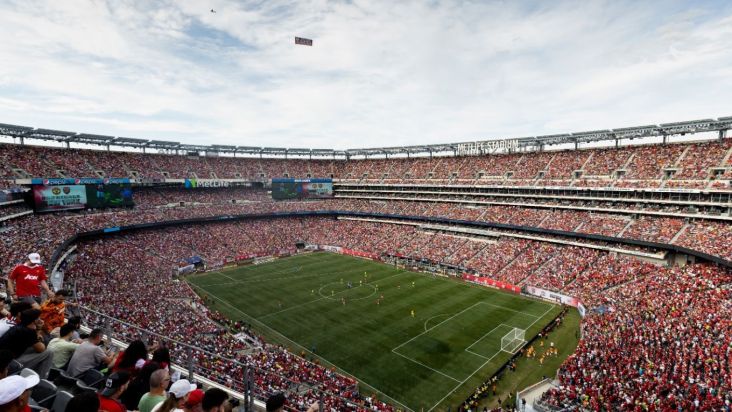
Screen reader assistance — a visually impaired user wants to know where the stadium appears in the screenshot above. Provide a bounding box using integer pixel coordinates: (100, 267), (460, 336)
(0, 2), (731, 412)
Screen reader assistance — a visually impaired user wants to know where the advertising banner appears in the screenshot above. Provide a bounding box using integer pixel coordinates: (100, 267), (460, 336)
(30, 178), (130, 185)
(525, 285), (587, 317)
(462, 274), (521, 294)
(340, 248), (380, 261)
(320, 245), (343, 253)
(184, 179), (232, 188)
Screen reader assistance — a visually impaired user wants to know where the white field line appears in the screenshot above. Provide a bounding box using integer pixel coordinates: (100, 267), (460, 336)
(394, 304), (542, 384)
(211, 270), (235, 281)
(427, 304), (556, 412)
(391, 302), (483, 353)
(256, 270), (407, 320)
(390, 350), (461, 383)
(464, 323), (512, 354)
(393, 301), (540, 353)
(191, 282), (415, 412)
(423, 314), (451, 332)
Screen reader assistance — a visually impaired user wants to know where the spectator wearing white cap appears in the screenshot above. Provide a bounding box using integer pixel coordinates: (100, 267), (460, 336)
(7, 253), (53, 307)
(0, 374), (39, 412)
(152, 379), (197, 412)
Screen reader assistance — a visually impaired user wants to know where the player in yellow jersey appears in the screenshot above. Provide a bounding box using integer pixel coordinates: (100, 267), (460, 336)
(411, 309), (415, 318)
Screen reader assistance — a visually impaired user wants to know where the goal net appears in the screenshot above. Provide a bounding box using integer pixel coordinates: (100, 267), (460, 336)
(500, 328), (526, 354)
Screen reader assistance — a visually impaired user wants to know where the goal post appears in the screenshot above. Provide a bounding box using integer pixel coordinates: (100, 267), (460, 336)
(500, 327), (526, 354)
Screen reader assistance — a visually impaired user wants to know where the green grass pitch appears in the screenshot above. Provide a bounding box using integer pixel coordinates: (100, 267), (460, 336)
(187, 252), (564, 411)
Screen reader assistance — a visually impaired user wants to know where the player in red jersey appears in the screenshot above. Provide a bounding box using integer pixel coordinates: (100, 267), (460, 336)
(7, 253), (53, 306)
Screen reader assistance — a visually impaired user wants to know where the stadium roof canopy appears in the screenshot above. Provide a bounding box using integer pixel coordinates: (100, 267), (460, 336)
(0, 116), (730, 158)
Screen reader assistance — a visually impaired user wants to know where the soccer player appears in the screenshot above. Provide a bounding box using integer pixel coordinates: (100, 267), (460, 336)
(8, 253), (53, 306)
(410, 309), (415, 318)
(412, 281), (415, 287)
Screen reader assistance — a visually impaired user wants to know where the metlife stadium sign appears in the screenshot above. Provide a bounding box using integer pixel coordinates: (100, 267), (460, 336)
(457, 139), (519, 156)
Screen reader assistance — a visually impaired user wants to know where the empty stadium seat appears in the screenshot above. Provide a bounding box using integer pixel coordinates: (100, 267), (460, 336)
(51, 391), (73, 412)
(31, 379), (57, 409)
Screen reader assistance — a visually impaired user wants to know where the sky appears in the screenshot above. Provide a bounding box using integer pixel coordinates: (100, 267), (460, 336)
(0, 0), (731, 150)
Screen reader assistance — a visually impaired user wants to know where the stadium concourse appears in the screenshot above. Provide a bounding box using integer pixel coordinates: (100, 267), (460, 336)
(0, 123), (731, 411)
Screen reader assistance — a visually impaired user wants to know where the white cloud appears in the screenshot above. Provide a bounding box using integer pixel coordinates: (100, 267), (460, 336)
(0, 0), (730, 149)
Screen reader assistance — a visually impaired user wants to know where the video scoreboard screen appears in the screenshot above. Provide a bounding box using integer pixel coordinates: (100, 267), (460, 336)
(30, 178), (134, 212)
(271, 178), (333, 200)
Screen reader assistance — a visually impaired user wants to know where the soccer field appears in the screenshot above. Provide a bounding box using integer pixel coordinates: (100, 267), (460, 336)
(188, 252), (563, 411)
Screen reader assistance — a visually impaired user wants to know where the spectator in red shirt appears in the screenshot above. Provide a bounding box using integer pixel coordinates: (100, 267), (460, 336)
(7, 253), (53, 306)
(98, 371), (131, 412)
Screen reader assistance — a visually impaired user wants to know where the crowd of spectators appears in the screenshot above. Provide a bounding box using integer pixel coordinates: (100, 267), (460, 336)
(2, 203), (731, 411)
(540, 263), (732, 411)
(59, 216), (732, 411)
(2, 137), (731, 188)
(675, 220), (732, 261)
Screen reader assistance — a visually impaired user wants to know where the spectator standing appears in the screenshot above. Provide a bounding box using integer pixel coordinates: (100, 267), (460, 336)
(7, 253), (53, 306)
(66, 328), (116, 377)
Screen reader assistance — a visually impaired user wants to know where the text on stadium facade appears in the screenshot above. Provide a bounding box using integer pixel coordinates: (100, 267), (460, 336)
(457, 139), (519, 155)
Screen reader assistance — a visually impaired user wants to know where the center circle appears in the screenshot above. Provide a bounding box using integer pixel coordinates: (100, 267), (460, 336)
(318, 282), (377, 301)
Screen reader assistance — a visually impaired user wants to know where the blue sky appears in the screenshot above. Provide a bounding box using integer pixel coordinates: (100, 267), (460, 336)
(0, 0), (731, 149)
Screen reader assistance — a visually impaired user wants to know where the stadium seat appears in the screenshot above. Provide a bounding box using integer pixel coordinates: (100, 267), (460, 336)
(51, 391), (73, 412)
(75, 378), (98, 394)
(31, 379), (57, 409)
(47, 367), (63, 382)
(20, 368), (39, 378)
(7, 359), (23, 375)
(52, 371), (78, 393)
(78, 368), (106, 390)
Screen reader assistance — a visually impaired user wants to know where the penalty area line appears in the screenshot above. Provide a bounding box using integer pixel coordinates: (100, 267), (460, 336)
(390, 349), (461, 383)
(427, 303), (557, 411)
